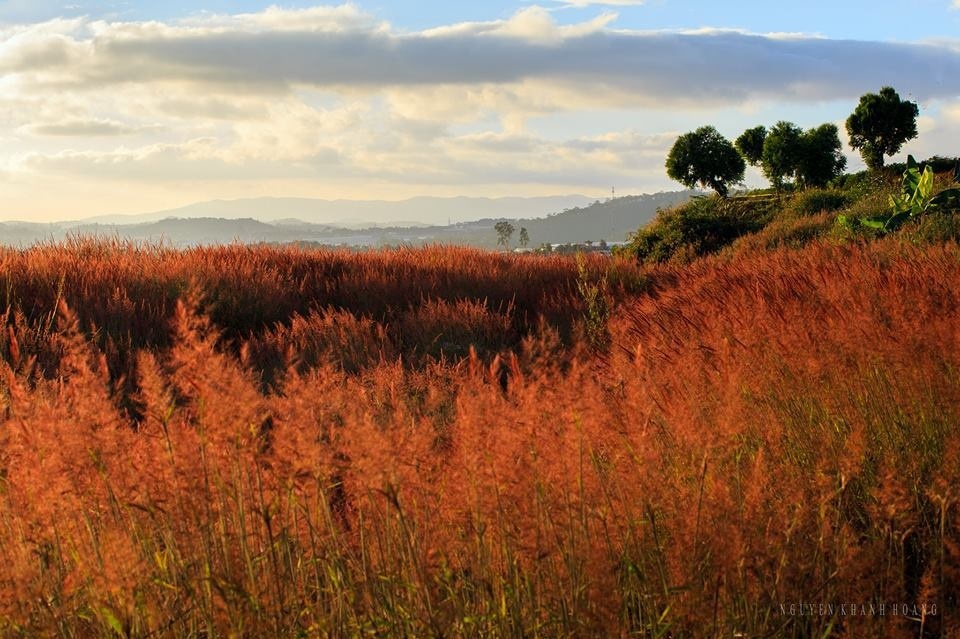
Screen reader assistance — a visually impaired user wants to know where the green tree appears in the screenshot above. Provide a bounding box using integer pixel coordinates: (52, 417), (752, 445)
(495, 220), (515, 248)
(735, 126), (767, 166)
(846, 87), (919, 170)
(665, 126), (745, 197)
(761, 121), (803, 191)
(797, 123), (847, 188)
(519, 227), (530, 248)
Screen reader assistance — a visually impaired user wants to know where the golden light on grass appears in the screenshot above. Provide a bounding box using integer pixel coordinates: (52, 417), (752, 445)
(0, 239), (957, 636)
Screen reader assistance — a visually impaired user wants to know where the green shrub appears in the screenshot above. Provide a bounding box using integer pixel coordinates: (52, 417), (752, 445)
(838, 156), (960, 233)
(789, 189), (851, 216)
(834, 183), (892, 220)
(888, 155), (960, 177)
(904, 212), (960, 244)
(924, 155), (960, 175)
(830, 214), (886, 242)
(627, 196), (771, 264)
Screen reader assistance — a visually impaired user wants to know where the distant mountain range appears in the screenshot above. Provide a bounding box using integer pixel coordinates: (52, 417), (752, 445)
(76, 195), (599, 227)
(0, 191), (696, 248)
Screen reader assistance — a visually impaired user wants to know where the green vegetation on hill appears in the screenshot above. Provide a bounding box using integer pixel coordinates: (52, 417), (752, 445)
(642, 86), (955, 265)
(623, 194), (775, 263)
(624, 158), (960, 264)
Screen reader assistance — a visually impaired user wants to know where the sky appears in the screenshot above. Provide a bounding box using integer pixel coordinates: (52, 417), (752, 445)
(1, 1), (960, 221)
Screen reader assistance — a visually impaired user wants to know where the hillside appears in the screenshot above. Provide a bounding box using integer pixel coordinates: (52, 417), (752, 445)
(0, 190), (695, 248)
(622, 161), (960, 265)
(511, 190), (697, 245)
(74, 195), (598, 227)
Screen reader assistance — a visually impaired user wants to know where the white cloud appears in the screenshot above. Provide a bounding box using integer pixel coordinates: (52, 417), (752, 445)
(20, 137), (340, 182)
(115, 27), (960, 102)
(178, 4), (385, 33)
(226, 98), (366, 162)
(553, 0), (645, 6)
(27, 118), (158, 137)
(2, 5), (960, 220)
(481, 6), (618, 44)
(14, 121), (676, 190)
(0, 19), (87, 73)
(1, 8), (957, 103)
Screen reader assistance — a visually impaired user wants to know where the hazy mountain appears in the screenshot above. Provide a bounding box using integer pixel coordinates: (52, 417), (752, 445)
(77, 195), (598, 227)
(0, 191), (695, 248)
(68, 218), (297, 246)
(384, 190), (697, 248)
(510, 191), (696, 245)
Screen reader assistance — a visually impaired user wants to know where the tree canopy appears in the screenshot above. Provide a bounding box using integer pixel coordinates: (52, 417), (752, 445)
(797, 123), (846, 188)
(735, 126), (767, 166)
(757, 121), (845, 190)
(761, 121), (803, 190)
(665, 126), (745, 197)
(846, 87), (919, 170)
(494, 220), (515, 247)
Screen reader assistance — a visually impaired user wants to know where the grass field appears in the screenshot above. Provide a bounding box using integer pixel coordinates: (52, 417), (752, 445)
(0, 237), (958, 637)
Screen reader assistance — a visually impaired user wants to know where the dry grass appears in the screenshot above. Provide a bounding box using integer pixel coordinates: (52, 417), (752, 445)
(0, 240), (958, 637)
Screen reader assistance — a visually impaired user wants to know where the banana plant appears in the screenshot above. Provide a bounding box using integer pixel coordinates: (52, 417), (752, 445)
(839, 156), (960, 232)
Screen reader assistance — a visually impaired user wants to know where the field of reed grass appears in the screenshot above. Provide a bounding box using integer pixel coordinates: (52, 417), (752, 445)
(0, 239), (957, 637)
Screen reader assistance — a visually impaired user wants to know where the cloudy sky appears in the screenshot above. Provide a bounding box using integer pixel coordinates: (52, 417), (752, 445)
(2, 1), (960, 221)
